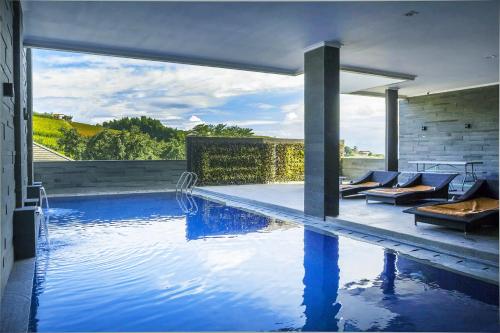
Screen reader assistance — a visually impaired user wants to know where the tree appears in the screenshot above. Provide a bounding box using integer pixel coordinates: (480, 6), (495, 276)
(189, 123), (254, 137)
(56, 116), (257, 160)
(83, 129), (122, 160)
(57, 127), (87, 160)
(344, 146), (353, 157)
(102, 116), (181, 141)
(83, 127), (159, 160)
(161, 138), (186, 160)
(118, 127), (159, 160)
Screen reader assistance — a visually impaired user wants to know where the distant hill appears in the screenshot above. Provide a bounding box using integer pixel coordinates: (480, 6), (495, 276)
(33, 113), (112, 153)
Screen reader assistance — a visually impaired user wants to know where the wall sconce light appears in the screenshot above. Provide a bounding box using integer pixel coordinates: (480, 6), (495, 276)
(465, 123), (471, 129)
(3, 83), (14, 98)
(421, 125), (427, 131)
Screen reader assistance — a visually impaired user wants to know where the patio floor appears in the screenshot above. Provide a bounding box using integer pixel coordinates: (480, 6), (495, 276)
(196, 183), (499, 265)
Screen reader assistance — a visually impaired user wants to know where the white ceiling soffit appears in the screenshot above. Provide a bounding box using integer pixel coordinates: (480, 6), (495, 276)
(22, 1), (498, 97)
(340, 70), (408, 94)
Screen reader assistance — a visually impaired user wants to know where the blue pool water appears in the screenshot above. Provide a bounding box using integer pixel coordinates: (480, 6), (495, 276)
(30, 193), (498, 332)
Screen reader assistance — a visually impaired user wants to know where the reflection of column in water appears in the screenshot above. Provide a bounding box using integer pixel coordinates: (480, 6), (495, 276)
(302, 229), (340, 331)
(381, 250), (396, 295)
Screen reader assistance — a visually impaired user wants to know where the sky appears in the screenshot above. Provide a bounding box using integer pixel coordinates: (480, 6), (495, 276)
(32, 49), (386, 153)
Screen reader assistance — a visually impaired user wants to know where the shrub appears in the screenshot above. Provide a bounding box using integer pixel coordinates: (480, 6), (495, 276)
(275, 143), (304, 182)
(190, 143), (274, 185)
(187, 137), (304, 185)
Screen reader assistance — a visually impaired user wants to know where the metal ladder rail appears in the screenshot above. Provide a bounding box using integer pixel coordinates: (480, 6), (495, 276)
(176, 171), (190, 194)
(187, 173), (198, 194)
(175, 171), (199, 214)
(176, 172), (198, 194)
(180, 172), (193, 193)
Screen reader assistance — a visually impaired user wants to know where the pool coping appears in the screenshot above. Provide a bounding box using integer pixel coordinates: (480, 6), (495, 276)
(193, 187), (499, 285)
(0, 258), (36, 333)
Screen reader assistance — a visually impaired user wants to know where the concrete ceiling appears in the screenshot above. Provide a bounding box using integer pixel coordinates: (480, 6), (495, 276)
(22, 1), (499, 97)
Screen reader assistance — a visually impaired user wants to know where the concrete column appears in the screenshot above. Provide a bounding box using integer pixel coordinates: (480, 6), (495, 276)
(13, 2), (25, 208)
(304, 44), (340, 218)
(385, 89), (398, 172)
(27, 48), (34, 185)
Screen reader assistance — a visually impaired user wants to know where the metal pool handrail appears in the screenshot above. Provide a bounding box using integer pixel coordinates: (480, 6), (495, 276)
(176, 171), (198, 194)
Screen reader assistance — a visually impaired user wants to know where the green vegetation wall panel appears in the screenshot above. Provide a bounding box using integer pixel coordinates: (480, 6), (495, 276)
(187, 137), (304, 185)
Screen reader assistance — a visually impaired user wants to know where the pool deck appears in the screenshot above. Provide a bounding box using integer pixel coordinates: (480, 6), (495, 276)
(194, 183), (499, 282)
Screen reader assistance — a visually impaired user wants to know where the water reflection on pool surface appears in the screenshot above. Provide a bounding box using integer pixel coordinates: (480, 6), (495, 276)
(30, 193), (499, 332)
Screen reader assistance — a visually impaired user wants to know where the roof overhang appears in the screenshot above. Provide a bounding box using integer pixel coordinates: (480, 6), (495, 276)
(22, 1), (498, 96)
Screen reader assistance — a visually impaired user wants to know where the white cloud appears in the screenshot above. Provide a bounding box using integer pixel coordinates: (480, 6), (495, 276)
(285, 112), (298, 121)
(247, 95), (385, 153)
(189, 115), (202, 122)
(33, 50), (385, 152)
(33, 50), (302, 130)
(226, 120), (278, 127)
(253, 103), (275, 110)
(281, 103), (303, 125)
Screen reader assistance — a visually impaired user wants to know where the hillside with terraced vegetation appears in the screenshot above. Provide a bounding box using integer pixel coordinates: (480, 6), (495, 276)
(33, 113), (110, 153)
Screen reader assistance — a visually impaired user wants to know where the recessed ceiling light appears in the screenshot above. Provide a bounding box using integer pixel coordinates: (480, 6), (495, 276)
(485, 54), (498, 60)
(404, 10), (419, 17)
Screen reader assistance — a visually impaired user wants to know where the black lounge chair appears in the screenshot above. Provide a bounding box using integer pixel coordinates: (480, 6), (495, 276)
(340, 170), (399, 198)
(403, 179), (499, 233)
(361, 172), (457, 205)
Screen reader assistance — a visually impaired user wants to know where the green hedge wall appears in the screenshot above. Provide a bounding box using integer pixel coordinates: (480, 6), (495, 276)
(190, 143), (275, 185)
(187, 137), (304, 185)
(275, 143), (304, 182)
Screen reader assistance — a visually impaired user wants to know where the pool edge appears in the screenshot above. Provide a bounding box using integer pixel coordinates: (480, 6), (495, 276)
(0, 258), (35, 333)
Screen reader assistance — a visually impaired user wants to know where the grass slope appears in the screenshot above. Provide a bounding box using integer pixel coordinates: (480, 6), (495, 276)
(33, 114), (108, 152)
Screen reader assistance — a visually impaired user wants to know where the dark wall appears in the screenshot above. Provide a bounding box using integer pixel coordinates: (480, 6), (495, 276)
(399, 85), (499, 180)
(1, 0), (29, 299)
(0, 0), (16, 297)
(34, 160), (187, 195)
(13, 2), (28, 207)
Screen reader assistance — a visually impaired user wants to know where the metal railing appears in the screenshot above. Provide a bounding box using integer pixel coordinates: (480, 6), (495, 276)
(175, 171), (199, 215)
(175, 171), (198, 195)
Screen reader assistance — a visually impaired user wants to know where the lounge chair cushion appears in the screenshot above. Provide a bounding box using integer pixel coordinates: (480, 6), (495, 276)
(416, 197), (499, 217)
(340, 181), (380, 190)
(366, 185), (435, 195)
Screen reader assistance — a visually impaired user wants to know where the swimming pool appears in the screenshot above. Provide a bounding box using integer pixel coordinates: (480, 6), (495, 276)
(30, 192), (499, 332)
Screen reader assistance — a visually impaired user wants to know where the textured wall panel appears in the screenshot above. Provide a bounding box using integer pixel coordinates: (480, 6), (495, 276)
(0, 0), (16, 298)
(399, 85), (499, 182)
(341, 158), (385, 180)
(34, 160), (187, 195)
